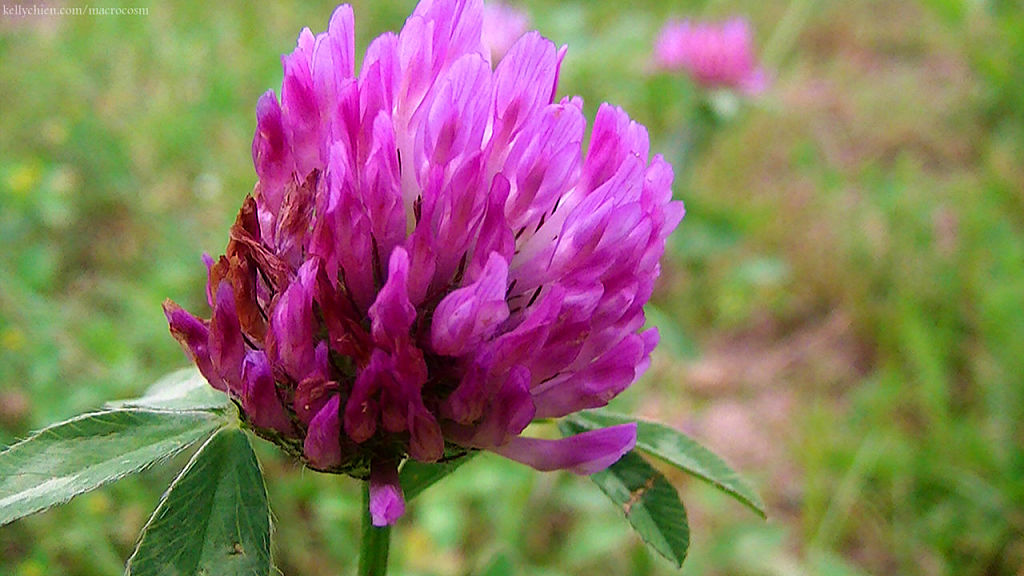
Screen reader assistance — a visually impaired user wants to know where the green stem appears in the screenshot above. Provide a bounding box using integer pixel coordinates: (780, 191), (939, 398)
(358, 482), (392, 576)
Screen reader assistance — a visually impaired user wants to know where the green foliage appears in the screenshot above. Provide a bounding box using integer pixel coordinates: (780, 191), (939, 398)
(125, 427), (271, 576)
(568, 411), (765, 518)
(107, 367), (232, 412)
(1, 0), (1023, 574)
(560, 420), (691, 568)
(400, 453), (476, 501)
(0, 409), (223, 527)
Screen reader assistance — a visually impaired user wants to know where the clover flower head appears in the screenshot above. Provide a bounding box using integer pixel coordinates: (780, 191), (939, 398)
(653, 18), (767, 94)
(165, 0), (683, 526)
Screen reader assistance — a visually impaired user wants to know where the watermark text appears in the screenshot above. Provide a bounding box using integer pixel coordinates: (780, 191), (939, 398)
(2, 4), (150, 17)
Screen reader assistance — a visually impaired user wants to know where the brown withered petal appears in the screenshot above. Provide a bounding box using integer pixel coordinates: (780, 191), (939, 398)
(229, 217), (292, 290)
(275, 171), (319, 265)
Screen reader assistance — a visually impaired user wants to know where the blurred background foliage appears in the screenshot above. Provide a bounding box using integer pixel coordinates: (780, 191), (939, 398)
(1, 0), (1022, 574)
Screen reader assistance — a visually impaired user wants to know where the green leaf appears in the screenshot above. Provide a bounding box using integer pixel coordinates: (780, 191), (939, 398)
(107, 367), (231, 412)
(125, 427), (271, 576)
(561, 420), (689, 567)
(400, 453), (476, 501)
(0, 409), (223, 527)
(568, 411), (766, 518)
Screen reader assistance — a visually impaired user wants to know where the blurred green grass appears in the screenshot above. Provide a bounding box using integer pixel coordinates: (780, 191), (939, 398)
(1, 0), (1022, 575)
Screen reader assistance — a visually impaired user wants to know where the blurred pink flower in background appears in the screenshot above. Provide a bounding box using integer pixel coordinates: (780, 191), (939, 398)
(653, 18), (767, 94)
(482, 1), (529, 62)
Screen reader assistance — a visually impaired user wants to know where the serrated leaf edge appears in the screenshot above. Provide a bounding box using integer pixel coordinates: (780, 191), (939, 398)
(569, 411), (766, 518)
(0, 408), (226, 527)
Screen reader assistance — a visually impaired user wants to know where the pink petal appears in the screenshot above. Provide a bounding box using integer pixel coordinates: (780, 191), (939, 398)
(369, 459), (406, 526)
(492, 31), (560, 140)
(531, 333), (645, 419)
(241, 350), (294, 435)
(431, 252), (510, 356)
(265, 259), (318, 381)
(369, 247), (417, 348)
(490, 422), (637, 474)
(164, 301), (219, 390)
(252, 90), (293, 206)
(304, 394), (342, 469)
(209, 281), (245, 392)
